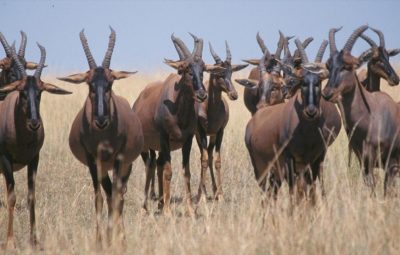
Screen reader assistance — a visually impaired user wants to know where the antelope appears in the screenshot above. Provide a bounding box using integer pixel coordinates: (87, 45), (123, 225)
(0, 33), (71, 249)
(0, 31), (40, 99)
(195, 41), (248, 201)
(57, 28), (143, 243)
(357, 30), (399, 92)
(245, 38), (341, 203)
(243, 32), (314, 115)
(134, 34), (225, 215)
(322, 25), (400, 196)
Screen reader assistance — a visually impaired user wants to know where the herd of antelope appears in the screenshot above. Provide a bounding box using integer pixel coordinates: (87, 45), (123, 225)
(0, 24), (399, 248)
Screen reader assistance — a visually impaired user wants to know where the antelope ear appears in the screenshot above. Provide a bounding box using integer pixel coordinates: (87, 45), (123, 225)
(25, 61), (39, 70)
(231, 64), (249, 72)
(204, 65), (226, 73)
(57, 72), (88, 84)
(42, 83), (72, 95)
(111, 70), (137, 80)
(388, 48), (400, 57)
(164, 60), (186, 70)
(242, 59), (260, 66)
(235, 79), (258, 89)
(358, 49), (373, 67)
(0, 80), (23, 93)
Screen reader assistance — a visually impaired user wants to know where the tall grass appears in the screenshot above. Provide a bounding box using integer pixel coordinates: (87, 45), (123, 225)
(0, 70), (399, 254)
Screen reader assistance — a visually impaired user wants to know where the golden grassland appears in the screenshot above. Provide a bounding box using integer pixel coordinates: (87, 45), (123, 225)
(1, 70), (400, 254)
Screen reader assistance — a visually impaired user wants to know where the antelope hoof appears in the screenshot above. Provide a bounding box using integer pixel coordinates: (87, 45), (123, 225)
(5, 238), (16, 250)
(150, 191), (157, 201)
(30, 237), (43, 250)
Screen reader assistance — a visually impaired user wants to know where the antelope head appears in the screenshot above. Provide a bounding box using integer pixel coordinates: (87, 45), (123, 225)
(291, 39), (329, 120)
(165, 33), (225, 102)
(0, 31), (40, 75)
(358, 28), (399, 86)
(208, 41), (248, 100)
(280, 31), (315, 99)
(322, 25), (369, 102)
(57, 27), (136, 130)
(0, 34), (71, 131)
(236, 49), (285, 109)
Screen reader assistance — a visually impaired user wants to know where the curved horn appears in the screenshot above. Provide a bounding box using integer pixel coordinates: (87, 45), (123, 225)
(102, 26), (116, 69)
(370, 27), (385, 48)
(343, 25), (369, 53)
(190, 33), (203, 59)
(294, 38), (309, 64)
(18, 31), (27, 58)
(294, 37), (314, 59)
(360, 34), (377, 48)
(171, 33), (191, 59)
(209, 42), (222, 64)
(275, 31), (285, 60)
(225, 40), (232, 63)
(259, 49), (270, 75)
(172, 34), (185, 60)
(315, 40), (328, 63)
(256, 32), (268, 54)
(0, 32), (13, 57)
(34, 43), (46, 79)
(329, 26), (342, 56)
(79, 29), (97, 69)
(8, 40), (27, 79)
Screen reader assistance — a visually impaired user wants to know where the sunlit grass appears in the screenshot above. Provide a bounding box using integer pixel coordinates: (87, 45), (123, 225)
(0, 70), (399, 254)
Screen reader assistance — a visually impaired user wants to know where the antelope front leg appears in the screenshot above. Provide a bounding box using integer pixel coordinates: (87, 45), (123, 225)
(196, 129), (209, 202)
(214, 129), (224, 201)
(160, 131), (172, 215)
(141, 151), (154, 213)
(384, 163), (399, 197)
(182, 135), (195, 216)
(1, 155), (16, 250)
(27, 155), (39, 247)
(87, 154), (104, 246)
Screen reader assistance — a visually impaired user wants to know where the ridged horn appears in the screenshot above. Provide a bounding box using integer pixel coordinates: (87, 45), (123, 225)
(329, 26), (342, 56)
(8, 38), (27, 79)
(79, 29), (97, 69)
(294, 37), (314, 59)
(209, 42), (222, 64)
(102, 26), (116, 69)
(259, 49), (269, 75)
(294, 38), (309, 64)
(34, 43), (46, 79)
(0, 32), (13, 57)
(18, 31), (27, 58)
(172, 34), (185, 60)
(315, 40), (328, 63)
(370, 27), (385, 48)
(225, 40), (232, 63)
(256, 32), (268, 54)
(275, 31), (285, 60)
(343, 25), (369, 53)
(360, 34), (377, 48)
(171, 33), (191, 59)
(190, 33), (203, 59)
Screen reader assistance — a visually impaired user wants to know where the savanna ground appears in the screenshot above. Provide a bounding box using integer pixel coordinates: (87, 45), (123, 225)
(1, 70), (400, 254)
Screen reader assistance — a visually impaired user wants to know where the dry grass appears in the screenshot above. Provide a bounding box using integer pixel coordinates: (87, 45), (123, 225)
(1, 70), (400, 254)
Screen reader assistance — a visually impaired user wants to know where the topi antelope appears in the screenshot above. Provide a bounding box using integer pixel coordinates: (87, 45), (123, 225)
(245, 38), (341, 203)
(357, 29), (399, 92)
(0, 31), (40, 99)
(0, 33), (71, 249)
(322, 25), (400, 196)
(196, 41), (248, 201)
(134, 33), (225, 215)
(57, 28), (143, 244)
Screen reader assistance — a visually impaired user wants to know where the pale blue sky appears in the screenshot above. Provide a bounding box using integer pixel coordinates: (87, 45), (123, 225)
(1, 0), (399, 74)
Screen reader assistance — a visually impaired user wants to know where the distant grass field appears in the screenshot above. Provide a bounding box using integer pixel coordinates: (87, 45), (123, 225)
(1, 70), (400, 254)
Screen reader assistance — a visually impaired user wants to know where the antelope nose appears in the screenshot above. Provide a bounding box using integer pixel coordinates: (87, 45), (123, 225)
(196, 90), (208, 102)
(95, 117), (109, 129)
(28, 119), (41, 131)
(390, 74), (400, 86)
(306, 105), (317, 117)
(229, 91), (238, 100)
